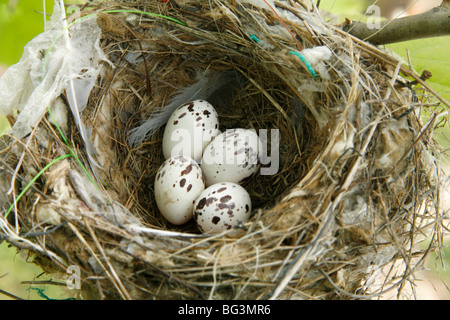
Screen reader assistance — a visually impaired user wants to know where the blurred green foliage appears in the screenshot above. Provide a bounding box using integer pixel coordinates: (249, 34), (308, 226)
(0, 0), (54, 66)
(319, 0), (366, 19)
(387, 37), (450, 154)
(387, 37), (450, 102)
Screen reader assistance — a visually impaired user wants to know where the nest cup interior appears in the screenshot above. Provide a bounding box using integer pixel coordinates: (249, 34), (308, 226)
(89, 30), (318, 232)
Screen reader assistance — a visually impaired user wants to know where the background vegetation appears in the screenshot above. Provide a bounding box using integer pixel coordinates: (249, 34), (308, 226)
(0, 0), (448, 300)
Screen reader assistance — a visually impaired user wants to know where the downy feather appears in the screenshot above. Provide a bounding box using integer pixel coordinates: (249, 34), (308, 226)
(127, 70), (244, 147)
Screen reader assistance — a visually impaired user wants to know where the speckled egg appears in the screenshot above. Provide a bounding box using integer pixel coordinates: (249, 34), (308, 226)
(201, 128), (261, 186)
(154, 155), (205, 225)
(162, 100), (219, 162)
(193, 182), (252, 234)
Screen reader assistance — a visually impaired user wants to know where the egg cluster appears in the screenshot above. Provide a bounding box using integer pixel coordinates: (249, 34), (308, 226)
(154, 99), (261, 234)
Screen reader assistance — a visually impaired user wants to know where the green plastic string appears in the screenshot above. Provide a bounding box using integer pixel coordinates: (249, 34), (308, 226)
(249, 34), (261, 43)
(5, 154), (72, 219)
(100, 9), (187, 26)
(27, 288), (76, 301)
(62, 9), (187, 33)
(289, 50), (318, 78)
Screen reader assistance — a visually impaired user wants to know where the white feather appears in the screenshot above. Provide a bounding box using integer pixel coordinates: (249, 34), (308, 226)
(127, 70), (243, 147)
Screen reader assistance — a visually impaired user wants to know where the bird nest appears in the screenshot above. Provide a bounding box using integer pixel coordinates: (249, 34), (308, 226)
(0, 0), (448, 300)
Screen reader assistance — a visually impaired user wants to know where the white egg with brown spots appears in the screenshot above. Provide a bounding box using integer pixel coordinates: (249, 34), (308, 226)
(162, 99), (219, 162)
(154, 156), (205, 225)
(193, 182), (252, 234)
(201, 128), (261, 186)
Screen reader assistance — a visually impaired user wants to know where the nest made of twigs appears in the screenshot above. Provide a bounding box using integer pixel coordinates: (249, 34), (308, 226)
(0, 0), (448, 300)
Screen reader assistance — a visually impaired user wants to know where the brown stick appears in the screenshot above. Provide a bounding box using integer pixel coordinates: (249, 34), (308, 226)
(344, 5), (450, 45)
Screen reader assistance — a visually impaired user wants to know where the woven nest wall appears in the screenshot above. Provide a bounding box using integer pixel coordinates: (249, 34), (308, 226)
(0, 0), (448, 300)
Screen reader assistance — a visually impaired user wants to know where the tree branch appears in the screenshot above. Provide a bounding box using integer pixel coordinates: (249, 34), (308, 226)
(343, 4), (450, 45)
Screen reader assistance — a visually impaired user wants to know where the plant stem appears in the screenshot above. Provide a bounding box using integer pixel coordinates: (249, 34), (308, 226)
(344, 5), (450, 45)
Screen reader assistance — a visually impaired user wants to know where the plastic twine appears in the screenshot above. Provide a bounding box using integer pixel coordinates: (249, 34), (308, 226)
(289, 51), (318, 78)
